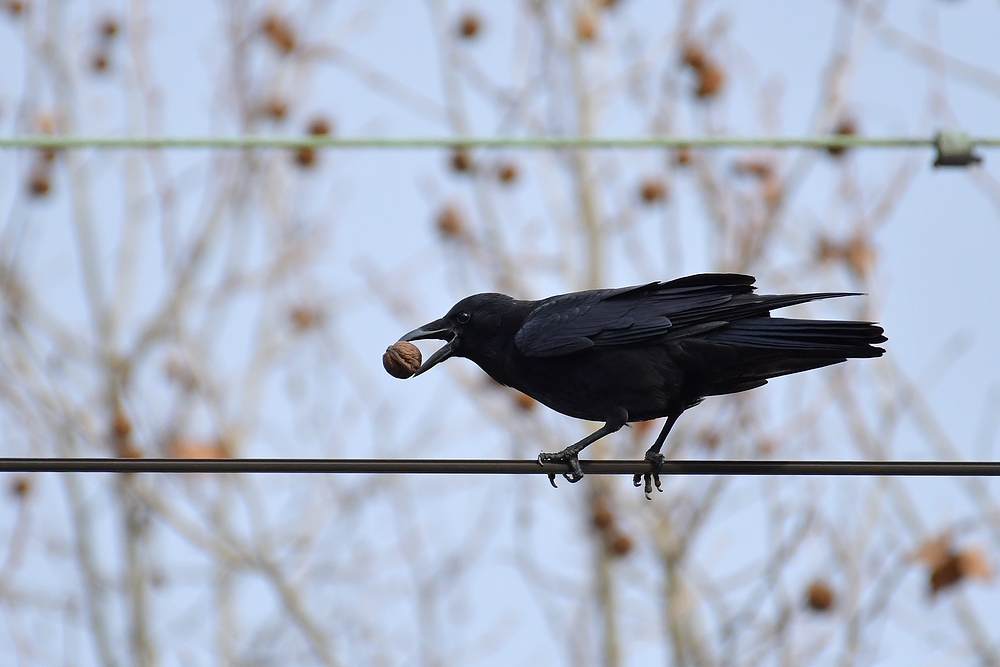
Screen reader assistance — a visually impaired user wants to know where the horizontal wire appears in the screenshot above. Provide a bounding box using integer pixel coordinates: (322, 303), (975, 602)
(1, 134), (998, 150)
(0, 458), (998, 475)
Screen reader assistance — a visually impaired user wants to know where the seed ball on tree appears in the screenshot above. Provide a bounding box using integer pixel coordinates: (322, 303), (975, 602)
(457, 13), (480, 39)
(383, 341), (422, 379)
(806, 581), (835, 611)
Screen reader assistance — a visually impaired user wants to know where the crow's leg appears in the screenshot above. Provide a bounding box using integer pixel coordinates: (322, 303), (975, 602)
(633, 412), (681, 499)
(538, 413), (627, 486)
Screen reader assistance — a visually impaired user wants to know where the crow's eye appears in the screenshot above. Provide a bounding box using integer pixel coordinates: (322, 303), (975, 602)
(456, 311), (471, 324)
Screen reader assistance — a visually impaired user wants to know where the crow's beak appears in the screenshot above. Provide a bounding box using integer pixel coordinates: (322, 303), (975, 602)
(398, 318), (456, 377)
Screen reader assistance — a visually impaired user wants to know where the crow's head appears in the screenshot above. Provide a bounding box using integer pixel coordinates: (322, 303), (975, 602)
(398, 293), (523, 376)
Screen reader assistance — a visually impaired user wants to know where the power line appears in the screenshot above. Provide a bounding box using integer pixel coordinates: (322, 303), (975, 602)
(1, 134), (998, 151)
(0, 458), (998, 476)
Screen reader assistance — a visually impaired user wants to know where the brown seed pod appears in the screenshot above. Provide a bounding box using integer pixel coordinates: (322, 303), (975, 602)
(496, 161), (518, 184)
(9, 477), (30, 498)
(695, 64), (725, 98)
(827, 117), (857, 157)
(930, 555), (964, 594)
(262, 14), (296, 54)
(307, 117), (332, 136)
(457, 13), (480, 39)
(262, 97), (288, 121)
(91, 51), (109, 72)
(99, 17), (119, 39)
(450, 148), (472, 173)
(576, 10), (598, 41)
(913, 534), (992, 595)
(681, 42), (707, 70)
(7, 1), (25, 17)
(294, 147), (316, 167)
(112, 410), (132, 440)
(608, 531), (633, 557)
(639, 178), (667, 204)
(293, 118), (331, 167)
(28, 171), (50, 197)
(926, 547), (991, 595)
(674, 147), (692, 166)
(806, 581), (835, 611)
(436, 205), (465, 237)
(383, 341), (422, 379)
(591, 500), (615, 530)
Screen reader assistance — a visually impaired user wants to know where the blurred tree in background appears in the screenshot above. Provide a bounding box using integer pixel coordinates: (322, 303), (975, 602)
(0, 1), (999, 666)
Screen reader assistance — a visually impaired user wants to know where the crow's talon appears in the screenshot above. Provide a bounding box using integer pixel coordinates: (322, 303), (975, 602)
(636, 452), (665, 499)
(547, 473), (558, 488)
(537, 451), (585, 484)
(644, 451), (665, 471)
(563, 456), (585, 483)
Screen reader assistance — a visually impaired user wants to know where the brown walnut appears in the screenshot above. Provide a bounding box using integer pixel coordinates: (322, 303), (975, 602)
(383, 341), (422, 379)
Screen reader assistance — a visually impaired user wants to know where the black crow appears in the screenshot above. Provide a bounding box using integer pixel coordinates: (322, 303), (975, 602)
(397, 273), (885, 495)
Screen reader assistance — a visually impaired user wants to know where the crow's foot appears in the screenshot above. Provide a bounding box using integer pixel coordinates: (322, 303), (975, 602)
(632, 451), (664, 500)
(537, 451), (585, 485)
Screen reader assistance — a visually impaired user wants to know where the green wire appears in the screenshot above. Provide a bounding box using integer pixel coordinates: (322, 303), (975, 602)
(1, 134), (996, 150)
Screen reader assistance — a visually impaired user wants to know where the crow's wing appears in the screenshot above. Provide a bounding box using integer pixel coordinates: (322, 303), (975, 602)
(514, 273), (854, 357)
(514, 274), (751, 357)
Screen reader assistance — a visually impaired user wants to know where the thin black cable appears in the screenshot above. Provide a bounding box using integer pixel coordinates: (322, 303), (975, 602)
(0, 458), (998, 476)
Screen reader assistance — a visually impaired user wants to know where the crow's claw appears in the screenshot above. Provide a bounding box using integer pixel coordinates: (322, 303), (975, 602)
(644, 450), (666, 470)
(633, 451), (665, 499)
(537, 451), (585, 484)
(547, 473), (558, 488)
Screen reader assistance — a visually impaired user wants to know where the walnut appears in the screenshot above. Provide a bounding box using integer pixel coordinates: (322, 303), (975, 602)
(383, 341), (422, 379)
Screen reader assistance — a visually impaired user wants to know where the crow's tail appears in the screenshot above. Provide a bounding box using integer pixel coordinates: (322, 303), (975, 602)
(695, 317), (886, 395)
(709, 317), (886, 358)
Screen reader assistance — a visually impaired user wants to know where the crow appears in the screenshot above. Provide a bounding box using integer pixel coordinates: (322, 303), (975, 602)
(397, 273), (886, 495)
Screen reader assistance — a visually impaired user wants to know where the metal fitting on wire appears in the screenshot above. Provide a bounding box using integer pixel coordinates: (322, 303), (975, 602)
(933, 129), (983, 167)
